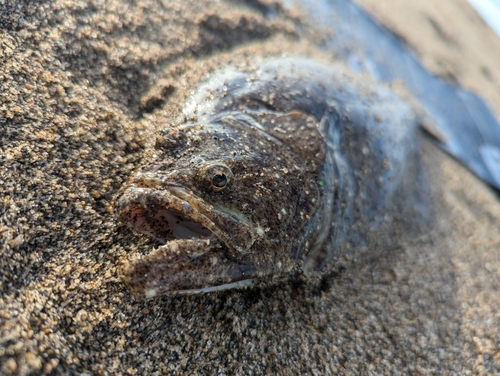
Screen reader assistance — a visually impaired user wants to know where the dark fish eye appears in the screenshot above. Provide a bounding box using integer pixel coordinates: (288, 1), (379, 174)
(198, 163), (233, 192)
(212, 173), (228, 188)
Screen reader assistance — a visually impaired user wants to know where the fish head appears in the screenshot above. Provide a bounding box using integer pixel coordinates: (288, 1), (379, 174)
(115, 113), (324, 298)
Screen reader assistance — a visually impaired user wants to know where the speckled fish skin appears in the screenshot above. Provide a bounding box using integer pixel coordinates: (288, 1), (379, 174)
(115, 58), (432, 299)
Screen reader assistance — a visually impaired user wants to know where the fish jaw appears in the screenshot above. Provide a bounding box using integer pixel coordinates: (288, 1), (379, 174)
(115, 185), (255, 254)
(115, 184), (265, 297)
(120, 237), (258, 298)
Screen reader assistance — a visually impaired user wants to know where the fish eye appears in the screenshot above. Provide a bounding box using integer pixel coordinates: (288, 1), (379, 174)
(198, 163), (233, 192)
(212, 173), (228, 189)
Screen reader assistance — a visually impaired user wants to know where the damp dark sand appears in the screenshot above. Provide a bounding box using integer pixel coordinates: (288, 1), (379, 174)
(1, 0), (499, 374)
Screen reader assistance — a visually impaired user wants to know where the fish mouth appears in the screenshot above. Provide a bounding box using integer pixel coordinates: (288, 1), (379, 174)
(116, 186), (223, 246)
(115, 185), (256, 297)
(116, 185), (254, 253)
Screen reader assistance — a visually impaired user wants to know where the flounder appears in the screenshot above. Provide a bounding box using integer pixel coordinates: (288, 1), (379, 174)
(115, 58), (432, 298)
(115, 0), (500, 299)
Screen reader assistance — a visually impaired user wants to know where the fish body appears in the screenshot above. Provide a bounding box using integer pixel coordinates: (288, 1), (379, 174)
(116, 0), (500, 299)
(115, 58), (431, 298)
(284, 0), (500, 190)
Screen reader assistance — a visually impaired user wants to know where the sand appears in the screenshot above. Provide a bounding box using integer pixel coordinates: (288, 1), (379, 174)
(0, 0), (499, 374)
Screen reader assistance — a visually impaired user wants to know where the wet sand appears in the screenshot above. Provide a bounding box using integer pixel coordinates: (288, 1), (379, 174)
(1, 0), (499, 374)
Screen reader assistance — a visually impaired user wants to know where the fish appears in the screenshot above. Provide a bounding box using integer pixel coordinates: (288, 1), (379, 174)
(115, 58), (432, 298)
(115, 0), (500, 298)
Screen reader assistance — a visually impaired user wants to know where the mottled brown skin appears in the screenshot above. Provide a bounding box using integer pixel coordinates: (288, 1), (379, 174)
(115, 58), (431, 298)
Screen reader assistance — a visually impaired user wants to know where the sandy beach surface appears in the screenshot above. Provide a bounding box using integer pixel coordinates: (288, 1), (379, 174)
(1, 0), (499, 374)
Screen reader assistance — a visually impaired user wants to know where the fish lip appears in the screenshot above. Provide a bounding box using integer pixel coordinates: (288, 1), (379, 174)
(144, 278), (256, 298)
(119, 241), (258, 298)
(115, 184), (238, 254)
